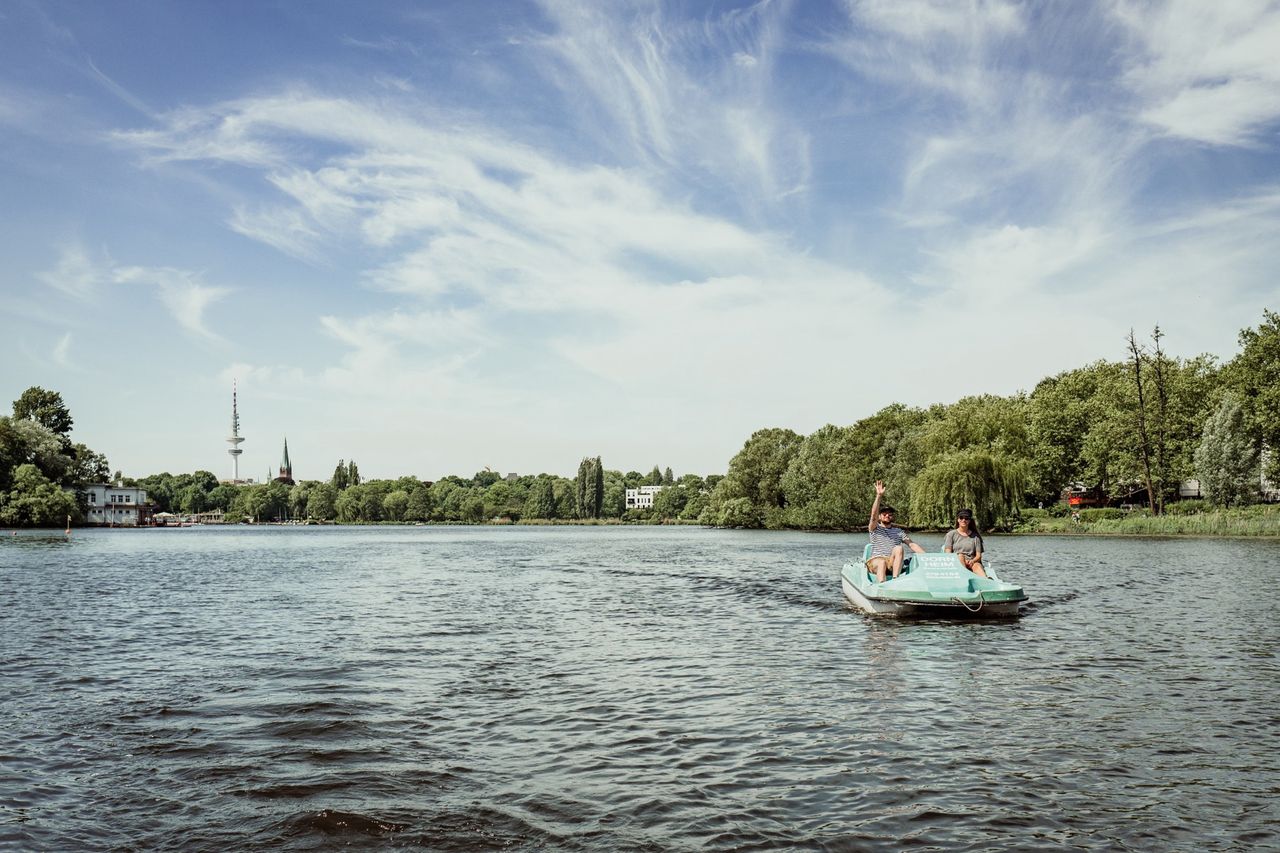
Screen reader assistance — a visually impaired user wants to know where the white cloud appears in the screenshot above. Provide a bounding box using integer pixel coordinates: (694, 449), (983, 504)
(36, 247), (230, 341)
(531, 0), (809, 205)
(37, 244), (107, 299)
(1115, 0), (1280, 146)
(52, 332), (72, 368)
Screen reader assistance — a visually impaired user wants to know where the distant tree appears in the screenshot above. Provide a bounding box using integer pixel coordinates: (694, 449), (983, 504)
(575, 458), (591, 519)
(208, 483), (239, 512)
(524, 477), (556, 519)
(1149, 326), (1171, 513)
(662, 466), (674, 485)
(0, 464), (80, 527)
(552, 477), (578, 519)
(1224, 308), (1280, 483)
(461, 492), (485, 523)
(651, 482), (688, 519)
(288, 482), (311, 519)
(303, 482), (335, 519)
(602, 470), (625, 518)
(180, 483), (209, 514)
(332, 459), (348, 490)
(1195, 394), (1258, 508)
(648, 465), (663, 486)
(593, 457), (605, 519)
(12, 387), (73, 438)
(383, 490), (410, 522)
(0, 417), (73, 489)
(474, 469), (501, 488)
(406, 484), (434, 521)
(347, 460), (361, 488)
(1126, 329), (1158, 513)
(68, 443), (110, 485)
(707, 428), (802, 529)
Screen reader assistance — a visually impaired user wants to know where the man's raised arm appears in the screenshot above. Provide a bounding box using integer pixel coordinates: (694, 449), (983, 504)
(869, 480), (885, 532)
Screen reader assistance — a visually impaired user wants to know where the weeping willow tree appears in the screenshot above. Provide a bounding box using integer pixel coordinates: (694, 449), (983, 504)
(909, 450), (1030, 529)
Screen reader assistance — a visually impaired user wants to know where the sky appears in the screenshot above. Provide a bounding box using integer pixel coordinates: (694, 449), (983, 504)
(2, 0), (1279, 482)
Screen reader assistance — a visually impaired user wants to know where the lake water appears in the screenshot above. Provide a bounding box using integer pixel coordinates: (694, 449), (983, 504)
(2, 526), (1278, 850)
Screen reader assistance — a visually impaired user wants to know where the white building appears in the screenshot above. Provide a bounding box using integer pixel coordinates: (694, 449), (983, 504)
(625, 485), (664, 509)
(82, 484), (149, 526)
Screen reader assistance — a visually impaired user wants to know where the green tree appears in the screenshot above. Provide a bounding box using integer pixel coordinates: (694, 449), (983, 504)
(68, 443), (110, 485)
(662, 466), (674, 485)
(1224, 308), (1280, 483)
(288, 481), (311, 519)
(909, 450), (1030, 530)
(552, 477), (577, 520)
(307, 483), (338, 520)
(12, 387), (73, 438)
(648, 465), (663, 486)
(406, 484), (434, 521)
(708, 428), (802, 529)
(0, 417), (73, 489)
(778, 424), (863, 530)
(180, 483), (210, 514)
(0, 464), (80, 527)
(383, 489), (410, 521)
(575, 458), (592, 519)
(593, 457), (605, 519)
(1194, 394), (1258, 508)
(332, 459), (349, 490)
(347, 460), (361, 488)
(524, 477), (557, 519)
(208, 483), (239, 512)
(602, 470), (625, 518)
(651, 482), (687, 519)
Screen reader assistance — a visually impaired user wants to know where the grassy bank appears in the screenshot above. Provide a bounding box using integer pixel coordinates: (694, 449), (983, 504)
(1012, 503), (1280, 537)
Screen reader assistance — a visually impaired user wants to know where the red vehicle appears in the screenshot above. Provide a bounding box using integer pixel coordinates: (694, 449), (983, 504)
(1064, 484), (1107, 508)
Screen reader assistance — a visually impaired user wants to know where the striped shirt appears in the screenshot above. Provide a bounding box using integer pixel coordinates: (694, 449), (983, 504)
(869, 524), (909, 558)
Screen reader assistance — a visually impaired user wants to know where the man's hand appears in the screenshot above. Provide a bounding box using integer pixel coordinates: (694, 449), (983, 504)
(874, 480), (885, 497)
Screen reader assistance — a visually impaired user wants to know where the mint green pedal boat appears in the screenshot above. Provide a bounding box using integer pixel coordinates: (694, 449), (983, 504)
(842, 545), (1027, 617)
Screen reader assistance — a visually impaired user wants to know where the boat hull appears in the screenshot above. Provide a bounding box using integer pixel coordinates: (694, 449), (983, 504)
(842, 576), (1022, 617)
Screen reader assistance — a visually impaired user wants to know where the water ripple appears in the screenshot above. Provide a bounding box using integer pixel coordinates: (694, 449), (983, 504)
(2, 527), (1278, 850)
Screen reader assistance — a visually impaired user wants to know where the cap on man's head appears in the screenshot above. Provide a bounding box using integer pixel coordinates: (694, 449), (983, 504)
(880, 505), (897, 515)
(956, 508), (974, 520)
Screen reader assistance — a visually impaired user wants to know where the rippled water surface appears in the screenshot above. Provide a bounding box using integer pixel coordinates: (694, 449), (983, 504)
(3, 526), (1279, 850)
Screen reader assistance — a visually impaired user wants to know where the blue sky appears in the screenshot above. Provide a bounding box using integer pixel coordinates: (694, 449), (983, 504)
(2, 0), (1279, 482)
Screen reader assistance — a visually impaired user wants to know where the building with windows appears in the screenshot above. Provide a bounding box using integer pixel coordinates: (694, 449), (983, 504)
(625, 485), (664, 509)
(82, 484), (151, 526)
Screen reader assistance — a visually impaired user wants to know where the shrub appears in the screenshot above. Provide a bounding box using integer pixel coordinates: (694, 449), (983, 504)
(1079, 508), (1126, 522)
(1165, 499), (1208, 516)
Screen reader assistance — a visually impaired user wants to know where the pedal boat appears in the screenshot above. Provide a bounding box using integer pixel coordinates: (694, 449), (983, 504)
(842, 545), (1027, 617)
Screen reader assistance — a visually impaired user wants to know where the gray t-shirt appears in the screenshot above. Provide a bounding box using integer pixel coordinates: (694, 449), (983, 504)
(943, 529), (982, 558)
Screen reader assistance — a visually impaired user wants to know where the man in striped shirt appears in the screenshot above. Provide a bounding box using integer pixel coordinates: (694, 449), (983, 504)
(867, 480), (924, 583)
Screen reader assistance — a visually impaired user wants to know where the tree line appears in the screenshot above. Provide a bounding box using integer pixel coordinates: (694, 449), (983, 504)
(699, 310), (1280, 531)
(122, 460), (716, 524)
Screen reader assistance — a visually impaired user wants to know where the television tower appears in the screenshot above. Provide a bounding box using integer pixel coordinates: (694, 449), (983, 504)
(227, 380), (245, 482)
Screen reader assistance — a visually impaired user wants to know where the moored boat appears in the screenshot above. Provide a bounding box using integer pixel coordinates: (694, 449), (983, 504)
(842, 545), (1027, 617)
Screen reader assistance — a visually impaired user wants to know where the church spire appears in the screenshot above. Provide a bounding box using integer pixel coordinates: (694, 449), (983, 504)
(275, 436), (295, 486)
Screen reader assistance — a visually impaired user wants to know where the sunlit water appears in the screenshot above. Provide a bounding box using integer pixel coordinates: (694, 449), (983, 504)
(3, 526), (1278, 850)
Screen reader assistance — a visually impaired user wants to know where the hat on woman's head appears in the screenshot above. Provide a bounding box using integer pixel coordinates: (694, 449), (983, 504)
(956, 508), (974, 520)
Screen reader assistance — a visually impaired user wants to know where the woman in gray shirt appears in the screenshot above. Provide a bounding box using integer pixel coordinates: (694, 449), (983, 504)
(943, 508), (987, 578)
